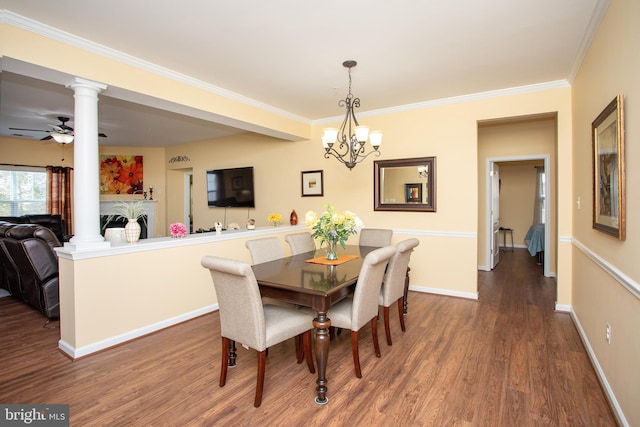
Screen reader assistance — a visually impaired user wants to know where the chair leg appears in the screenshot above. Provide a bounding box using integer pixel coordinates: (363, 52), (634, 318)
(295, 334), (303, 363)
(220, 337), (230, 387)
(383, 306), (392, 346)
(254, 350), (267, 407)
(302, 331), (315, 373)
(397, 298), (406, 332)
(371, 317), (381, 358)
(350, 331), (362, 378)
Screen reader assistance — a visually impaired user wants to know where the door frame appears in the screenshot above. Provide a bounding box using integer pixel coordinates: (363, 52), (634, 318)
(484, 154), (551, 277)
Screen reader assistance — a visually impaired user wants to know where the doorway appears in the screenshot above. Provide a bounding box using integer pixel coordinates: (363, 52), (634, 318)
(485, 155), (551, 277)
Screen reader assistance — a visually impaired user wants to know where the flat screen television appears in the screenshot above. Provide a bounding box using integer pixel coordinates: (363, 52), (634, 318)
(206, 166), (255, 208)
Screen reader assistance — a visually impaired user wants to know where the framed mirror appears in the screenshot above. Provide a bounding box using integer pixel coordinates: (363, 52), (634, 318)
(374, 157), (436, 212)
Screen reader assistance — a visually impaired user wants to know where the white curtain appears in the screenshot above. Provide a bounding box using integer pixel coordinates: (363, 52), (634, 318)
(533, 166), (545, 224)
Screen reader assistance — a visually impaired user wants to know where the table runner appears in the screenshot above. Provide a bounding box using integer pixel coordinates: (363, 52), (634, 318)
(305, 254), (358, 265)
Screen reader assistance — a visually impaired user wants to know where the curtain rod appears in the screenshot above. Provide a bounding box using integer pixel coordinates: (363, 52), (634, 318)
(0, 163), (73, 169)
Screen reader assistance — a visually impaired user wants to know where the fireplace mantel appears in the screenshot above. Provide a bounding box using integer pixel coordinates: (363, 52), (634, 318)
(100, 200), (156, 238)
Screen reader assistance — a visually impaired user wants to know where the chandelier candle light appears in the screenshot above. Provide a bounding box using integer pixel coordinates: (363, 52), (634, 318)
(322, 60), (383, 170)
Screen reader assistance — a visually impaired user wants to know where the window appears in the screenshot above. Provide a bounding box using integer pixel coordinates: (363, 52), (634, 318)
(0, 167), (47, 216)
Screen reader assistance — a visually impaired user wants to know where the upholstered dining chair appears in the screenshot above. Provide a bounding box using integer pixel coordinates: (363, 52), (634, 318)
(245, 237), (284, 264)
(379, 238), (420, 346)
(284, 232), (316, 255)
(359, 228), (393, 247)
(201, 255), (315, 407)
(326, 245), (396, 378)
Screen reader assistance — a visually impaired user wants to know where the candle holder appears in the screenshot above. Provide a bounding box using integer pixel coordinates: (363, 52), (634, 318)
(149, 187), (153, 200)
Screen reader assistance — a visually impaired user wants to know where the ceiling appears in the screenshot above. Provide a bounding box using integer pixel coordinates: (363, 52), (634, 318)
(0, 0), (606, 147)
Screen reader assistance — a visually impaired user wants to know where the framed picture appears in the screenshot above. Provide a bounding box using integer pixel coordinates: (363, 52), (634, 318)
(405, 183), (422, 203)
(592, 95), (625, 240)
(99, 155), (144, 195)
(301, 170), (324, 197)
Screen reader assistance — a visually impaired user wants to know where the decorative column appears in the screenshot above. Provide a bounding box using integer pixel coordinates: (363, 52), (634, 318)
(66, 78), (110, 250)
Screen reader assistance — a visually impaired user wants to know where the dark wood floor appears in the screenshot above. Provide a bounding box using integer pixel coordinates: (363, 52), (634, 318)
(0, 249), (618, 426)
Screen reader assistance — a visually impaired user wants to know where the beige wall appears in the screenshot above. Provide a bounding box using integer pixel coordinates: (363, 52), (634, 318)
(571, 0), (640, 425)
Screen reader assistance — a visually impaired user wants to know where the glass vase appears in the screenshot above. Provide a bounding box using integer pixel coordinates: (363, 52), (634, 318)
(325, 240), (338, 260)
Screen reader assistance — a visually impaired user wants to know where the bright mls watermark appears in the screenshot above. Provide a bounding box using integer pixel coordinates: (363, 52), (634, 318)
(1, 405), (69, 426)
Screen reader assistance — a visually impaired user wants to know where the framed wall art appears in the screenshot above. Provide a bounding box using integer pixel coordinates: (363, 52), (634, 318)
(405, 183), (422, 203)
(592, 95), (625, 240)
(301, 170), (324, 197)
(99, 155), (144, 195)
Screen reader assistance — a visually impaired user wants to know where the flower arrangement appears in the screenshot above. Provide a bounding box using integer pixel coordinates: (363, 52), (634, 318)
(305, 203), (364, 257)
(268, 212), (283, 226)
(170, 222), (188, 238)
(104, 201), (148, 226)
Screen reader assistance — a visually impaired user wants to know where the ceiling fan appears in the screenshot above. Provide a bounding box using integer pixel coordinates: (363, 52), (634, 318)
(9, 116), (107, 144)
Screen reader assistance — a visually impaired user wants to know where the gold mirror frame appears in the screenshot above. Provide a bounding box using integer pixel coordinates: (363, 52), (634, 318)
(374, 157), (436, 212)
(592, 95), (625, 240)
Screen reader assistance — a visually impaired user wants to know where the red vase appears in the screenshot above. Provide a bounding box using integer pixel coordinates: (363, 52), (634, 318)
(290, 210), (298, 225)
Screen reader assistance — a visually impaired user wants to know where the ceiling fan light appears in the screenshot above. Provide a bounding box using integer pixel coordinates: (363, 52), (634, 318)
(52, 133), (74, 144)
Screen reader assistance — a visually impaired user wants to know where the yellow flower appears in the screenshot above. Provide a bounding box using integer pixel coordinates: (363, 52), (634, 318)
(268, 213), (282, 224)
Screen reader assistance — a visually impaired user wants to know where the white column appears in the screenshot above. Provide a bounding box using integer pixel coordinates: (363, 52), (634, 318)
(66, 78), (110, 250)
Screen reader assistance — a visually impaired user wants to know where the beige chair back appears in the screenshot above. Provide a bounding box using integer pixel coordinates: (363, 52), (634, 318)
(350, 245), (397, 330)
(201, 256), (267, 350)
(359, 228), (393, 247)
(246, 237), (284, 264)
(380, 238), (420, 307)
(285, 232), (316, 255)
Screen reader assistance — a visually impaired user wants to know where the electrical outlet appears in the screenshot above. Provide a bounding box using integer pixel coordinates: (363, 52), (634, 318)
(606, 323), (611, 344)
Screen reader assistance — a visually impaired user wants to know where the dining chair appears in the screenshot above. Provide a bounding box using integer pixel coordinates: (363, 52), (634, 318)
(284, 232), (316, 255)
(201, 255), (315, 407)
(379, 238), (420, 346)
(245, 237), (284, 264)
(326, 245), (396, 378)
(359, 228), (393, 247)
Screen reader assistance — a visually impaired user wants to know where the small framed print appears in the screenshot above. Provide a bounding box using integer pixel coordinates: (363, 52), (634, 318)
(301, 170), (324, 197)
(405, 183), (422, 203)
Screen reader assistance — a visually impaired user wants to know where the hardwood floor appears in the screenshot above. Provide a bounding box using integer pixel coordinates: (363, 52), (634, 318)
(0, 249), (617, 426)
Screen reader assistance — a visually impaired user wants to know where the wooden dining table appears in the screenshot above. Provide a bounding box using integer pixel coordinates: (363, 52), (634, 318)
(251, 245), (377, 404)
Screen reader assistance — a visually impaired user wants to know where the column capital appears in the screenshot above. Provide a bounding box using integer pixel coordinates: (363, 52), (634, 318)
(65, 77), (108, 92)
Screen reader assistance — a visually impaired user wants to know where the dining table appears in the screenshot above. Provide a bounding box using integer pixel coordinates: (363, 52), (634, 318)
(251, 244), (377, 404)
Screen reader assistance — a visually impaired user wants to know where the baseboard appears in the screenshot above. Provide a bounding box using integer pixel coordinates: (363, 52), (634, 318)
(58, 304), (219, 359)
(410, 285), (478, 300)
(554, 303), (571, 312)
(570, 309), (629, 426)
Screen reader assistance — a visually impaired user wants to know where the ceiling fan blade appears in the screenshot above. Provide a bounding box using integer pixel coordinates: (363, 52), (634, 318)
(40, 135), (53, 141)
(9, 127), (50, 133)
(98, 133), (107, 138)
(49, 124), (65, 132)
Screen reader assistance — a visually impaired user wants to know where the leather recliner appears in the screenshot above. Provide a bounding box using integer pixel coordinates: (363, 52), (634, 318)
(1, 223), (61, 318)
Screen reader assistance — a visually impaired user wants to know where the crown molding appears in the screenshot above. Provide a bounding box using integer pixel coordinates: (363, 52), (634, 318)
(1, 10), (310, 125)
(313, 80), (571, 125)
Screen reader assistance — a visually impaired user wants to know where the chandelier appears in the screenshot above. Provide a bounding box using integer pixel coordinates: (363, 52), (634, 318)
(322, 60), (382, 170)
(418, 165), (429, 178)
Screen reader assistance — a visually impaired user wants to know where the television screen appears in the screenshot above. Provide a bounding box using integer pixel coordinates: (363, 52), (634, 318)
(206, 166), (255, 208)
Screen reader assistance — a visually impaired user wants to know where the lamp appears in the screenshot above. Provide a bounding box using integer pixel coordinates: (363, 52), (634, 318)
(418, 165), (429, 178)
(322, 60), (382, 170)
(52, 133), (74, 144)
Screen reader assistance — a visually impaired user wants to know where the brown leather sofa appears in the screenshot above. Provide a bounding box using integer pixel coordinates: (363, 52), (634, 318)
(0, 222), (61, 318)
(0, 214), (69, 243)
